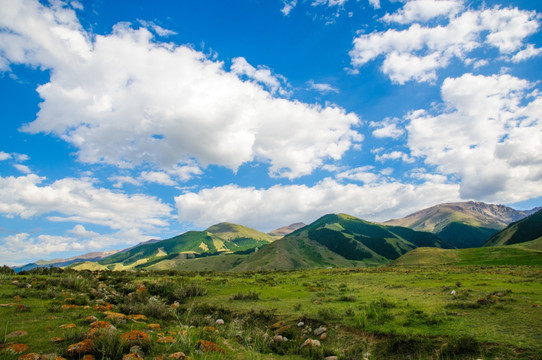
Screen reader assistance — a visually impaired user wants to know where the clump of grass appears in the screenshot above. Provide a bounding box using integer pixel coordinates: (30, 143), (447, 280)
(374, 334), (434, 358)
(230, 291), (260, 301)
(338, 294), (357, 302)
(440, 335), (480, 358)
(317, 306), (341, 321)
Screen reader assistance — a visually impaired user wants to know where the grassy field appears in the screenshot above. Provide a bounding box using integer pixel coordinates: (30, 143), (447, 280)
(0, 265), (541, 359)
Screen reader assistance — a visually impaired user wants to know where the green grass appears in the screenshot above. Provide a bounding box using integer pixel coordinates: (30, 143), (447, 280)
(1, 266), (541, 359)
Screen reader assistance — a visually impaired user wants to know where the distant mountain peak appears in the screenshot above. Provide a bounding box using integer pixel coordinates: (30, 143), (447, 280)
(268, 222), (307, 237)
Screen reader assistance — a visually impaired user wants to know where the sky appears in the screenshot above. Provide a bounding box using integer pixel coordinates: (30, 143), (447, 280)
(0, 0), (541, 265)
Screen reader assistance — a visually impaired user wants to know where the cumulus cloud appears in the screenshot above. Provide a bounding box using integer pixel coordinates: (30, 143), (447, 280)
(406, 73), (542, 202)
(0, 0), (361, 180)
(0, 152), (11, 161)
(382, 0), (463, 24)
(139, 171), (177, 186)
(281, 0), (297, 15)
(307, 80), (339, 93)
(511, 44), (542, 63)
(350, 5), (540, 83)
(0, 174), (172, 231)
(175, 179), (460, 231)
(336, 166), (381, 184)
(368, 0), (380, 10)
(13, 164), (31, 174)
(370, 118), (405, 139)
(375, 151), (414, 163)
(230, 57), (289, 96)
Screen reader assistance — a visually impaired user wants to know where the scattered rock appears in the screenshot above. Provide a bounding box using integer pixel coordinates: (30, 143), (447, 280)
(157, 336), (175, 344)
(450, 290), (457, 295)
(146, 323), (161, 330)
(82, 355), (95, 360)
(104, 311), (127, 320)
(6, 330), (28, 338)
(276, 325), (291, 334)
(127, 314), (148, 322)
(170, 301), (180, 309)
(17, 353), (43, 360)
(273, 335), (285, 342)
(11, 281), (20, 286)
(122, 354), (144, 360)
(59, 324), (76, 329)
(84, 316), (98, 323)
(313, 327), (327, 336)
(1, 343), (29, 354)
(203, 326), (218, 333)
(215, 319), (224, 325)
(50, 337), (63, 343)
(319, 333), (327, 341)
(120, 330), (151, 347)
(196, 340), (226, 354)
(168, 352), (186, 359)
(61, 305), (79, 310)
(270, 321), (285, 330)
(94, 303), (113, 311)
(129, 346), (144, 357)
(297, 322), (305, 327)
(90, 321), (115, 330)
(301, 339), (321, 348)
(66, 339), (94, 356)
(324, 357), (339, 360)
(0, 303), (17, 307)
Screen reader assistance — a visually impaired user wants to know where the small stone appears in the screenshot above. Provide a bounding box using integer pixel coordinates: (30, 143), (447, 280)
(313, 326), (327, 336)
(17, 353), (42, 360)
(276, 325), (291, 334)
(450, 290), (457, 295)
(84, 316), (98, 323)
(59, 323), (76, 329)
(215, 319), (224, 325)
(273, 335), (284, 342)
(122, 354), (143, 360)
(297, 322), (305, 327)
(157, 336), (175, 344)
(6, 330), (28, 338)
(14, 295), (22, 302)
(129, 346), (144, 357)
(168, 352), (186, 359)
(301, 339), (321, 348)
(50, 337), (63, 343)
(127, 314), (147, 322)
(104, 311), (127, 320)
(196, 340), (226, 354)
(171, 301), (180, 309)
(146, 323), (160, 330)
(2, 343), (29, 354)
(324, 357), (339, 360)
(66, 339), (94, 356)
(319, 333), (327, 341)
(82, 355), (95, 360)
(269, 321), (285, 330)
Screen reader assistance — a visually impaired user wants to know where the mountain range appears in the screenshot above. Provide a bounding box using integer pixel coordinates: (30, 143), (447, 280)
(11, 201), (542, 272)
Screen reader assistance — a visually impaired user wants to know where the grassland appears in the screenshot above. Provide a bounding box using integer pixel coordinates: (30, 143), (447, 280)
(1, 265), (541, 359)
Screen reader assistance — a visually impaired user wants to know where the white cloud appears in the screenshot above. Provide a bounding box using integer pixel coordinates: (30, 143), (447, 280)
(68, 224), (99, 238)
(368, 0), (380, 10)
(307, 80), (339, 93)
(370, 118), (405, 139)
(336, 166), (381, 184)
(0, 174), (172, 231)
(138, 20), (177, 37)
(281, 0), (297, 15)
(15, 154), (30, 162)
(511, 44), (542, 63)
(312, 0), (348, 7)
(406, 73), (542, 202)
(230, 57), (289, 96)
(108, 175), (142, 188)
(140, 171), (177, 186)
(175, 179), (460, 231)
(0, 0), (361, 180)
(13, 164), (31, 174)
(0, 151), (11, 161)
(350, 6), (540, 83)
(382, 0), (463, 24)
(375, 151), (414, 163)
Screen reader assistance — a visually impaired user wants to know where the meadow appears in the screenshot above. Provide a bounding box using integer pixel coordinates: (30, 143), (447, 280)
(0, 265), (541, 359)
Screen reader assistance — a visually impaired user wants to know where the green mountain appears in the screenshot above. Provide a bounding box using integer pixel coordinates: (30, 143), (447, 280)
(384, 201), (533, 248)
(233, 213), (451, 271)
(393, 246), (542, 266)
(484, 209), (542, 247)
(206, 222), (276, 250)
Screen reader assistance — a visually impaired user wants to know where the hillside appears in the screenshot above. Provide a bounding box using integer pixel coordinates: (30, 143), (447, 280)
(206, 222), (277, 250)
(484, 209), (542, 247)
(393, 246), (542, 266)
(268, 222), (306, 237)
(384, 201), (533, 248)
(234, 213), (451, 271)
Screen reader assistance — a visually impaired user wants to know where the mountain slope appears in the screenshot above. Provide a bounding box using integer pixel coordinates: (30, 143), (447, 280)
(484, 209), (542, 247)
(235, 213), (450, 271)
(268, 223), (306, 237)
(393, 247), (542, 266)
(12, 250), (120, 273)
(206, 222), (276, 250)
(384, 201), (532, 248)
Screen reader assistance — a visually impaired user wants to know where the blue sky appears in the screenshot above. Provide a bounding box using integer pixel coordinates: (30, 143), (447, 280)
(0, 0), (541, 265)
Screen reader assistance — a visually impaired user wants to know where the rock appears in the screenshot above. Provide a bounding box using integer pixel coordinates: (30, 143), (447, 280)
(6, 330), (28, 338)
(276, 325), (291, 334)
(319, 333), (327, 341)
(17, 353), (42, 360)
(93, 303), (113, 311)
(61, 305), (79, 310)
(104, 311), (127, 320)
(66, 339), (94, 356)
(84, 316), (98, 323)
(120, 330), (151, 347)
(50, 337), (63, 343)
(273, 335), (284, 342)
(147, 323), (161, 330)
(127, 314), (147, 322)
(269, 321), (285, 330)
(82, 356), (95, 360)
(451, 290), (457, 295)
(196, 340), (226, 354)
(203, 326), (218, 333)
(1, 343), (29, 354)
(171, 301), (180, 309)
(11, 281), (20, 286)
(168, 352), (186, 359)
(122, 354), (144, 360)
(324, 357), (339, 360)
(90, 321), (115, 330)
(157, 336), (175, 344)
(301, 339), (321, 348)
(215, 319), (224, 325)
(59, 323), (76, 329)
(297, 322), (305, 327)
(313, 326), (327, 336)
(129, 346), (144, 357)
(14, 295), (22, 302)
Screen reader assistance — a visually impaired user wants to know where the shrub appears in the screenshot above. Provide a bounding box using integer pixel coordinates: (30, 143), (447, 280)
(441, 335), (480, 358)
(230, 291), (260, 301)
(374, 335), (434, 358)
